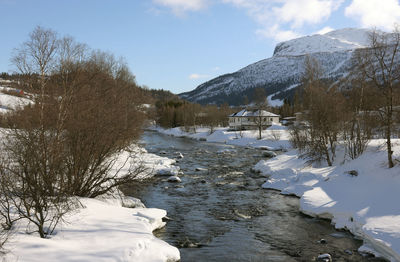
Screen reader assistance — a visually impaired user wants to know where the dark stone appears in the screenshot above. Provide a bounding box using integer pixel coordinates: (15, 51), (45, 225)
(317, 253), (332, 262)
(179, 238), (201, 248)
(345, 249), (353, 255)
(346, 170), (358, 176)
(262, 151), (277, 158)
(318, 239), (327, 244)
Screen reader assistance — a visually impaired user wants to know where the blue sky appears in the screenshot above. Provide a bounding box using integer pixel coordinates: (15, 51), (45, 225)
(1, 0), (400, 94)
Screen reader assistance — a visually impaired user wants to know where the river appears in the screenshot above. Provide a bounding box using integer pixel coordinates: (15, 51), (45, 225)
(123, 131), (386, 262)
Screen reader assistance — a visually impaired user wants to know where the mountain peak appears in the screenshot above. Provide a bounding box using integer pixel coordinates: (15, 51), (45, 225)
(273, 28), (372, 57)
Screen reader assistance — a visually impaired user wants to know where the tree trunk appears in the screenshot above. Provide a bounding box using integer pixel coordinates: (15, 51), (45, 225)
(387, 107), (394, 168)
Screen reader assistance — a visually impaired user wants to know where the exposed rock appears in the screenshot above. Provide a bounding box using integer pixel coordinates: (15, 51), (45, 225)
(178, 238), (202, 248)
(176, 152), (184, 159)
(345, 170), (358, 176)
(167, 176), (181, 183)
(345, 249), (353, 255)
(250, 167), (261, 174)
(157, 169), (178, 176)
(195, 167), (208, 172)
(262, 151), (277, 158)
(233, 209), (251, 219)
(258, 146), (279, 151)
(217, 149), (236, 154)
(318, 239), (327, 244)
(317, 253), (332, 262)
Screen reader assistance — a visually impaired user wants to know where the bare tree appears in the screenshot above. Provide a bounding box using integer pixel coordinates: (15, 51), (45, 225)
(252, 88), (269, 139)
(340, 76), (373, 160)
(2, 27), (148, 239)
(291, 57), (343, 166)
(354, 28), (400, 167)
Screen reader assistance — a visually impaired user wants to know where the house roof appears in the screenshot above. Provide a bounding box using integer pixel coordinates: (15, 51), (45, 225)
(229, 109), (279, 117)
(282, 116), (296, 120)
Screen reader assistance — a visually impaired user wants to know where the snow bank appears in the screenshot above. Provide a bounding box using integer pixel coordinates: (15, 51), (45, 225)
(3, 198), (180, 262)
(254, 139), (400, 261)
(152, 124), (291, 150)
(111, 146), (180, 179)
(1, 142), (181, 262)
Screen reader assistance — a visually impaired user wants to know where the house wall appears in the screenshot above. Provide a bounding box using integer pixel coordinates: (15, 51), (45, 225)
(228, 116), (279, 130)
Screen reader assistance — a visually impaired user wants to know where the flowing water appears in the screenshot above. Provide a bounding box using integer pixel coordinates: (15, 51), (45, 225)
(123, 131), (386, 262)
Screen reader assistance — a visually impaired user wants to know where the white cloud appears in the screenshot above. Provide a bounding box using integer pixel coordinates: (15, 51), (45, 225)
(345, 0), (400, 31)
(153, 0), (209, 15)
(256, 24), (301, 42)
(222, 0), (344, 41)
(315, 26), (335, 35)
(153, 0), (344, 41)
(273, 0), (343, 28)
(189, 73), (209, 79)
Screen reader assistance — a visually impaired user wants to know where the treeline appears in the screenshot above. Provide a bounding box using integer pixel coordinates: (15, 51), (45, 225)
(0, 26), (148, 243)
(141, 87), (180, 102)
(290, 28), (400, 168)
(155, 99), (234, 133)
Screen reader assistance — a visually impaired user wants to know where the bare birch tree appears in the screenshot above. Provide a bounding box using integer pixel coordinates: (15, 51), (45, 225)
(354, 28), (400, 168)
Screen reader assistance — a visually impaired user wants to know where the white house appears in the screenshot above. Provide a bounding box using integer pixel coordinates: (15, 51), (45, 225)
(228, 109), (280, 130)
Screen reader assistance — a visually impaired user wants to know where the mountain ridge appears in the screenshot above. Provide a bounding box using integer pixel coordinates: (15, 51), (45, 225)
(179, 28), (375, 106)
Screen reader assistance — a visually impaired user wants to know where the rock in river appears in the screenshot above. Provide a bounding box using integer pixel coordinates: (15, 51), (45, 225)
(167, 176), (182, 183)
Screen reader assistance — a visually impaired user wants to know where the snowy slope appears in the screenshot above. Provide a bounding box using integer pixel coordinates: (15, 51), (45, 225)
(273, 28), (371, 56)
(0, 86), (32, 113)
(179, 28), (375, 105)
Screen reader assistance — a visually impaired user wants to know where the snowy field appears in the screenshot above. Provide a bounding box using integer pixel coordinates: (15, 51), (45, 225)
(0, 86), (32, 113)
(254, 140), (400, 261)
(155, 125), (400, 261)
(1, 143), (181, 262)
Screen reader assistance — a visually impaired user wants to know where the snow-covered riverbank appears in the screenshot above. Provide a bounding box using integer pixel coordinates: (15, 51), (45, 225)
(152, 125), (291, 150)
(154, 125), (400, 261)
(2, 147), (181, 262)
(255, 140), (400, 261)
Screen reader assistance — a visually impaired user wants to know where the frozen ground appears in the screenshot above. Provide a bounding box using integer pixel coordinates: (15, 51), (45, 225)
(1, 141), (180, 262)
(254, 139), (400, 261)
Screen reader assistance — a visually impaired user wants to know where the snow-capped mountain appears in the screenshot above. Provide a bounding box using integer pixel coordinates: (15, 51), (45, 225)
(179, 28), (374, 106)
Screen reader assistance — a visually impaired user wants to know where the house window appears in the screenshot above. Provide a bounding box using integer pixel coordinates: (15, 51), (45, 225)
(270, 118), (273, 121)
(248, 118), (250, 121)
(263, 118), (266, 121)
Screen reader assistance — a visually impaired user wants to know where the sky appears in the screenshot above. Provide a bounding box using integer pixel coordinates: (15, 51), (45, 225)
(1, 0), (400, 94)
